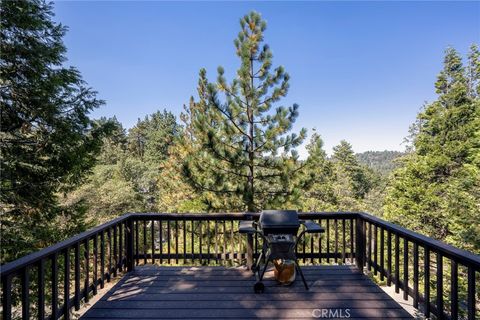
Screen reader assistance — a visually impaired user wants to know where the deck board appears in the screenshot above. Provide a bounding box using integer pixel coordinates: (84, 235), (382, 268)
(81, 265), (413, 319)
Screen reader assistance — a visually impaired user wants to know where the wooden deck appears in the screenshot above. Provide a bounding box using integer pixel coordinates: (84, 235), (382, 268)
(80, 265), (413, 319)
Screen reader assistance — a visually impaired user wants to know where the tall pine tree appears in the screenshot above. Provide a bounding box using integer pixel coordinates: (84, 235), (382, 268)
(182, 11), (306, 212)
(384, 45), (480, 254)
(0, 0), (108, 262)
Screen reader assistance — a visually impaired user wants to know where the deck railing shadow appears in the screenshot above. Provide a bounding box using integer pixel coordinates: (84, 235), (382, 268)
(1, 212), (479, 319)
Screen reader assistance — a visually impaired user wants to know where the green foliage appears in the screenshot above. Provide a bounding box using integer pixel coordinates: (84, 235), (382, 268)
(299, 133), (336, 211)
(300, 136), (380, 213)
(182, 11), (307, 212)
(356, 150), (405, 176)
(128, 110), (180, 162)
(62, 109), (192, 223)
(0, 0), (109, 263)
(384, 45), (480, 254)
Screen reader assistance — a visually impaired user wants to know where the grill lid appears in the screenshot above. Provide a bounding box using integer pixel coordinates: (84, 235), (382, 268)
(259, 210), (300, 231)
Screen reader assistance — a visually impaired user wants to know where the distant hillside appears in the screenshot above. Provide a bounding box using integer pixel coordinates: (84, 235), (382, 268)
(356, 150), (405, 176)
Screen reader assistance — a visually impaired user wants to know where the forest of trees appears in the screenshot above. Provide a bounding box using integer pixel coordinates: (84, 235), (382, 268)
(1, 1), (479, 266)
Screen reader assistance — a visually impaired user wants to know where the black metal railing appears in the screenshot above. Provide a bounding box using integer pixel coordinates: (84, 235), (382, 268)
(1, 212), (479, 320)
(358, 213), (480, 320)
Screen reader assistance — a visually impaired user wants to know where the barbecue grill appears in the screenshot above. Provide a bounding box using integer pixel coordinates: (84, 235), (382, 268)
(239, 210), (325, 293)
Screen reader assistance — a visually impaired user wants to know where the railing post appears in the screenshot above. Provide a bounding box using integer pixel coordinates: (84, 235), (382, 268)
(355, 215), (365, 274)
(126, 216), (135, 272)
(2, 274), (12, 320)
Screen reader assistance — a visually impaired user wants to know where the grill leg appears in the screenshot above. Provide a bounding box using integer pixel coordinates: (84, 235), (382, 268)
(295, 260), (309, 290)
(254, 253), (270, 294)
(252, 249), (264, 273)
(258, 256), (270, 282)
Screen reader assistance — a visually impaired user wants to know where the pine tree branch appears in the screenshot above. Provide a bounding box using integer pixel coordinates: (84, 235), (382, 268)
(222, 86), (247, 109)
(211, 99), (249, 138)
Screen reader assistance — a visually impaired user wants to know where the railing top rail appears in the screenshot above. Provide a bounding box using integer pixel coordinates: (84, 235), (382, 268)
(131, 212), (251, 220)
(129, 211), (358, 220)
(359, 212), (480, 269)
(0, 213), (132, 277)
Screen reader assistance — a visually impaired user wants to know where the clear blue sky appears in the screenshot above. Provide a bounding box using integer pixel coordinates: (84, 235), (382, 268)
(53, 1), (479, 156)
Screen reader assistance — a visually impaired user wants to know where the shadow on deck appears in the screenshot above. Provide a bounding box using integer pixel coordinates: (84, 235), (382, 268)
(80, 265), (413, 319)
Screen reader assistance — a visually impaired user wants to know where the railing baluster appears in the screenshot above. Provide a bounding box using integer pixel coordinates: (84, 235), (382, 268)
(183, 219), (186, 264)
(450, 260), (457, 319)
(319, 219), (322, 264)
(231, 220), (234, 265)
(394, 234), (400, 293)
(64, 248), (70, 320)
(100, 231), (105, 288)
(238, 221), (243, 261)
(160, 220), (164, 264)
(254, 223), (258, 262)
(223, 221), (227, 264)
(82, 247), (91, 307)
(424, 247), (430, 318)
(126, 219), (134, 272)
(197, 221), (203, 265)
(207, 220), (211, 264)
(403, 239), (408, 300)
(193, 220), (197, 264)
(326, 219), (330, 264)
(52, 253), (58, 319)
(118, 223), (123, 271)
(367, 223), (372, 271)
(302, 224), (306, 263)
(380, 228), (384, 281)
(334, 219), (338, 264)
(38, 259), (45, 319)
(199, 221), (203, 264)
(350, 219), (354, 264)
(436, 253), (443, 319)
(175, 220), (179, 264)
(113, 226), (117, 277)
(363, 221), (367, 267)
(310, 225), (314, 264)
(152, 220), (156, 264)
(214, 220), (219, 264)
(135, 220), (139, 265)
(342, 219), (346, 264)
(413, 243), (419, 309)
(143, 220), (147, 265)
(74, 243), (80, 311)
(167, 220), (171, 264)
(387, 231), (392, 286)
(467, 266), (475, 320)
(374, 224), (378, 275)
(2, 274), (12, 320)
(107, 228), (112, 281)
(21, 267), (30, 320)
(93, 235), (98, 295)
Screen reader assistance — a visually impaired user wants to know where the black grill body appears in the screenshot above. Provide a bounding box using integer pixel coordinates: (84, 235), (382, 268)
(259, 210), (300, 235)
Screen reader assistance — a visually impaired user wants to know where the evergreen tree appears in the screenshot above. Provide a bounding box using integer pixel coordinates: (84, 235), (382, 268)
(0, 0), (111, 263)
(127, 110), (180, 163)
(299, 132), (336, 211)
(182, 11), (306, 212)
(384, 45), (480, 253)
(332, 140), (374, 200)
(63, 110), (184, 222)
